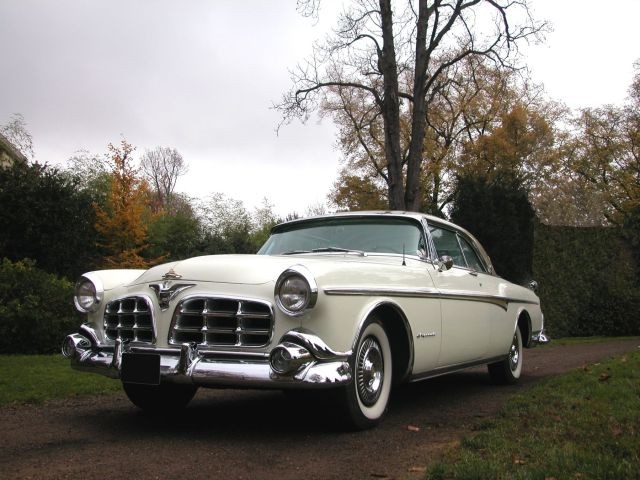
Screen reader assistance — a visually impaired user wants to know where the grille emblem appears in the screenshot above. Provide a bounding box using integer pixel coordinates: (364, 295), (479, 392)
(149, 282), (194, 311)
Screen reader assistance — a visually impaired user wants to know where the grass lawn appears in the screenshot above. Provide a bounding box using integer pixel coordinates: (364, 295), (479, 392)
(0, 354), (121, 406)
(427, 351), (640, 479)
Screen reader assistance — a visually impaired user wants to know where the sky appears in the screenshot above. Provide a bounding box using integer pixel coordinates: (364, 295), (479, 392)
(1, 0), (638, 216)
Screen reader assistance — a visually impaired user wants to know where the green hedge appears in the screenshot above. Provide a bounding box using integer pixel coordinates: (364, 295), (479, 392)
(0, 258), (81, 354)
(533, 224), (640, 337)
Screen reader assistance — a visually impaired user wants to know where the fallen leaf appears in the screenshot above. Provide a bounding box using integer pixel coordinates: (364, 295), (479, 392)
(512, 454), (527, 465)
(599, 373), (611, 382)
(407, 425), (420, 432)
(408, 466), (427, 473)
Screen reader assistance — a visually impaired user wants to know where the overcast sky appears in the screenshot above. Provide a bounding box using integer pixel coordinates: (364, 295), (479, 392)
(1, 0), (638, 216)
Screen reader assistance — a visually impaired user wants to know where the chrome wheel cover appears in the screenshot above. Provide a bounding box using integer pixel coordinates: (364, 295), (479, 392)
(509, 333), (520, 372)
(356, 336), (384, 407)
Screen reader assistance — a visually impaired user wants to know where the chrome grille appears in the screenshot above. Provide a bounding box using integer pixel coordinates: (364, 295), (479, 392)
(169, 297), (273, 348)
(104, 296), (154, 343)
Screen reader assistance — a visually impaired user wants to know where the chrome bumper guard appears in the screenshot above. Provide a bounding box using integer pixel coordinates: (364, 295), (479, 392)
(62, 326), (352, 388)
(530, 329), (550, 346)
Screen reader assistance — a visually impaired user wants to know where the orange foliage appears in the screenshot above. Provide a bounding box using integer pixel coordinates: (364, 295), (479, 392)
(94, 140), (162, 268)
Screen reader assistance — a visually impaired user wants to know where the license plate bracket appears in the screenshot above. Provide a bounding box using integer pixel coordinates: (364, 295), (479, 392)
(121, 352), (161, 385)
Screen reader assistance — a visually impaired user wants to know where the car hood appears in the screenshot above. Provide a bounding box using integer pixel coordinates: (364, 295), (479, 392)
(130, 255), (301, 285)
(128, 253), (414, 287)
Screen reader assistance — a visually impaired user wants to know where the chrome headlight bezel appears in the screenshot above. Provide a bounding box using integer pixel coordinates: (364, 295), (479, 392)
(275, 265), (318, 316)
(73, 274), (104, 313)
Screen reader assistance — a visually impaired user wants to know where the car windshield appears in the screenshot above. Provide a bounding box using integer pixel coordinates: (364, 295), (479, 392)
(257, 217), (425, 256)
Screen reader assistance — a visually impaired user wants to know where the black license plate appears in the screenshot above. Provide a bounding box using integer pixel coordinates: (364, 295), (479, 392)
(121, 353), (161, 385)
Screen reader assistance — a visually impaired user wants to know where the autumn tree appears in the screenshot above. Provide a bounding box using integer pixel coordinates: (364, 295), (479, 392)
(568, 65), (640, 227)
(140, 146), (188, 213)
(325, 58), (531, 213)
(279, 0), (544, 211)
(94, 140), (160, 268)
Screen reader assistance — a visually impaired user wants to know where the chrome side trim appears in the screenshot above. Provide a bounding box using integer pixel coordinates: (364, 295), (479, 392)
(324, 287), (539, 311)
(409, 355), (506, 382)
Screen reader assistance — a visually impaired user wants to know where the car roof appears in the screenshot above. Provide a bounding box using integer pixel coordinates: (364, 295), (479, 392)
(271, 210), (495, 273)
(273, 210), (462, 233)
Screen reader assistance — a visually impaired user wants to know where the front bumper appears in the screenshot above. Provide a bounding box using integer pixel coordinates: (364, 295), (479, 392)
(62, 326), (352, 389)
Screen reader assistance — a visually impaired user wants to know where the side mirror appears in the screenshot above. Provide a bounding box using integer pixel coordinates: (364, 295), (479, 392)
(527, 280), (539, 292)
(438, 255), (454, 272)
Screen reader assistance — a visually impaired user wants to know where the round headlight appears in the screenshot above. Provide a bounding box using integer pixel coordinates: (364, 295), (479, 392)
(74, 277), (99, 313)
(275, 266), (318, 316)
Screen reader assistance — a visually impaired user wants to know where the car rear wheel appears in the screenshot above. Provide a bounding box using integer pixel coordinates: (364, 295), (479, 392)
(488, 324), (523, 384)
(341, 318), (392, 430)
(123, 382), (198, 412)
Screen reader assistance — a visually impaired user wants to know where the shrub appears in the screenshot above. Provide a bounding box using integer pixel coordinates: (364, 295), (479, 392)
(533, 225), (640, 337)
(0, 258), (80, 354)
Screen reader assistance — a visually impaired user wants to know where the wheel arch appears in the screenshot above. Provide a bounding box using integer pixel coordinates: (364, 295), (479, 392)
(353, 301), (414, 385)
(516, 308), (533, 348)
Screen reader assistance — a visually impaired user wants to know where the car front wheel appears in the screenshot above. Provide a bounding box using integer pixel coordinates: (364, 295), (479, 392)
(342, 318), (392, 430)
(488, 324), (523, 384)
(123, 382), (198, 412)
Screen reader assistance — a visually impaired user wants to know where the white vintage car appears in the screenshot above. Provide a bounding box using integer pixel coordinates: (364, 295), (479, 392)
(63, 211), (547, 429)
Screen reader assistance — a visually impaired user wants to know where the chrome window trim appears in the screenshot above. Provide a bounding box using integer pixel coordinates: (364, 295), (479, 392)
(424, 218), (495, 276)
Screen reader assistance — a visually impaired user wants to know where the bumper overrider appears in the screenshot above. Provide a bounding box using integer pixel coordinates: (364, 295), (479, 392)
(62, 325), (352, 388)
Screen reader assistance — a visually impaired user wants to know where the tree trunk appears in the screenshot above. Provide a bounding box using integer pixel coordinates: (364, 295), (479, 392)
(378, 0), (405, 210)
(405, 0), (429, 212)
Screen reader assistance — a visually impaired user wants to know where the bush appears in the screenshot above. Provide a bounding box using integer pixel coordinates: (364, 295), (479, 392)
(0, 258), (81, 354)
(533, 225), (640, 337)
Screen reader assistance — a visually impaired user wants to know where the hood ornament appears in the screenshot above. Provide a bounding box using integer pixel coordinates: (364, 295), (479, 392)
(162, 268), (182, 280)
(149, 281), (194, 311)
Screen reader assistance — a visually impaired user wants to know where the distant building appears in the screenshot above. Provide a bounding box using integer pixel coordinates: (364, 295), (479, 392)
(0, 131), (28, 168)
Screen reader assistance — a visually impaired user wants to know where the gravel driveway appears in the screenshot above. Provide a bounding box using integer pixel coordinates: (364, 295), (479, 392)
(1, 339), (638, 480)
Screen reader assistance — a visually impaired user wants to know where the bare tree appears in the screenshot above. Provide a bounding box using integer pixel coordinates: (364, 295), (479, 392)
(140, 146), (188, 212)
(278, 0), (545, 210)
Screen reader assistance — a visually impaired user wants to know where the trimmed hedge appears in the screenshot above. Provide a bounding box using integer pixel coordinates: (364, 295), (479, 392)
(0, 258), (81, 354)
(533, 224), (640, 337)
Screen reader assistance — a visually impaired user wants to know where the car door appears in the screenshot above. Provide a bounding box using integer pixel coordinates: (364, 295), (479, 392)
(428, 225), (504, 367)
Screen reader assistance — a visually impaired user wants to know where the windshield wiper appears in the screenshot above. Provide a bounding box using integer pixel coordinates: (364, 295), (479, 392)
(281, 250), (312, 255)
(311, 247), (366, 256)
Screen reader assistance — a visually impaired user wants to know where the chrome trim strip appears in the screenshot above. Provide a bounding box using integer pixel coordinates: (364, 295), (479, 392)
(323, 287), (539, 311)
(409, 355), (506, 382)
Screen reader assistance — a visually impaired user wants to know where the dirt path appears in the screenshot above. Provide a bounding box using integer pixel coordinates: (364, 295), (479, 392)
(1, 339), (638, 480)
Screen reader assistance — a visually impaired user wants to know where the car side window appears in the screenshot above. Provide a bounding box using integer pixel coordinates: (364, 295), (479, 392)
(458, 236), (486, 272)
(429, 227), (465, 267)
